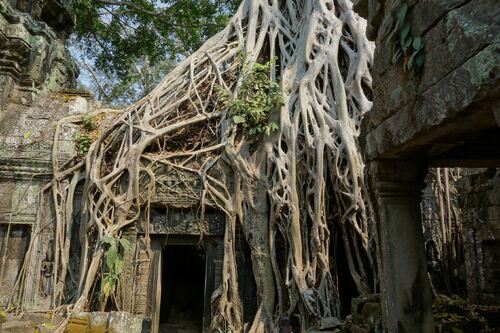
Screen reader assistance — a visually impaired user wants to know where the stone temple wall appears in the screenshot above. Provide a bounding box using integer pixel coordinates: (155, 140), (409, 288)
(0, 0), (86, 307)
(355, 0), (499, 304)
(0, 0), (77, 115)
(0, 95), (92, 306)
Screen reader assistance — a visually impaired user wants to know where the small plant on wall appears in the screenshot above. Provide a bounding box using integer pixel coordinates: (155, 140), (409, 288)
(384, 2), (425, 77)
(74, 113), (100, 157)
(74, 132), (93, 156)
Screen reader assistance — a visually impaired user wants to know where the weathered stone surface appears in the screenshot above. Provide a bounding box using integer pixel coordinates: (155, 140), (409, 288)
(362, 41), (499, 160)
(109, 312), (143, 333)
(366, 160), (434, 333)
(358, 0), (499, 330)
(409, 0), (470, 37)
(417, 0), (499, 92)
(152, 161), (226, 208)
(362, 0), (499, 161)
(458, 168), (500, 305)
(0, 94), (91, 306)
(0, 1), (77, 111)
(0, 320), (32, 333)
(67, 312), (143, 333)
(147, 207), (225, 236)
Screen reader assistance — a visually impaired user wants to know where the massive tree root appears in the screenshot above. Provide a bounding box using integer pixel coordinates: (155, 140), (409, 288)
(13, 0), (377, 331)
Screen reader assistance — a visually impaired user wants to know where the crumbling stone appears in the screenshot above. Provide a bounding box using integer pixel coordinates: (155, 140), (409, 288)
(0, 0), (77, 112)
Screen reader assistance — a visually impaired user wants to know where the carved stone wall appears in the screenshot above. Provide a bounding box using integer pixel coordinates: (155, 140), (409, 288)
(0, 0), (77, 113)
(0, 2), (244, 330)
(0, 95), (90, 306)
(0, 0), (83, 308)
(146, 207), (225, 236)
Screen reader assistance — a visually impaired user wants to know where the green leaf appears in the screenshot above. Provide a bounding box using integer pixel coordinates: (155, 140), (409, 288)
(233, 115), (246, 124)
(100, 236), (114, 245)
(119, 238), (131, 252)
(106, 245), (118, 271)
(406, 53), (415, 71)
(392, 48), (403, 64)
(114, 257), (124, 274)
(102, 279), (111, 297)
(403, 36), (412, 52)
(407, 47), (424, 73)
(23, 131), (32, 140)
(412, 37), (423, 50)
(400, 23), (410, 42)
(397, 3), (408, 26)
(415, 51), (425, 69)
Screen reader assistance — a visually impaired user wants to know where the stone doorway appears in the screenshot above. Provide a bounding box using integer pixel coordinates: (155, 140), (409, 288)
(159, 244), (206, 333)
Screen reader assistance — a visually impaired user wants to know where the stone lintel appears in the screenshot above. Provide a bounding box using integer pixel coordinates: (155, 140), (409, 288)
(361, 42), (500, 164)
(141, 207), (225, 236)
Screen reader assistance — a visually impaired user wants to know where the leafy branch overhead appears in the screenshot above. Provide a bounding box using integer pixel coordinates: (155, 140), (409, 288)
(219, 58), (283, 136)
(72, 0), (239, 103)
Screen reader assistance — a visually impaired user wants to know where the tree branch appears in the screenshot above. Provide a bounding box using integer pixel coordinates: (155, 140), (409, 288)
(95, 0), (171, 17)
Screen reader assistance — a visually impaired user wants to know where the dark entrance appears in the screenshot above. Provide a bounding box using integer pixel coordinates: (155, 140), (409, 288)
(160, 245), (206, 333)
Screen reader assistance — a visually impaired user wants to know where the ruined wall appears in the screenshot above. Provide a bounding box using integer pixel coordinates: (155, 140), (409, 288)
(458, 168), (500, 305)
(355, 0), (500, 309)
(0, 95), (92, 307)
(0, 0), (77, 113)
(357, 0), (498, 158)
(0, 0), (85, 307)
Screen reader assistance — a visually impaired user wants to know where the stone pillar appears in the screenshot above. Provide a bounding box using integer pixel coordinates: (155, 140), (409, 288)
(368, 160), (434, 333)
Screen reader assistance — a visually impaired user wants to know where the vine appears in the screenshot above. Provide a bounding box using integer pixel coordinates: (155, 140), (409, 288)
(12, 1), (377, 332)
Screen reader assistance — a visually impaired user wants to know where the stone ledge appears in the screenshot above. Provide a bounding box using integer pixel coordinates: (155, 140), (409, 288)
(361, 41), (500, 161)
(367, 0), (498, 132)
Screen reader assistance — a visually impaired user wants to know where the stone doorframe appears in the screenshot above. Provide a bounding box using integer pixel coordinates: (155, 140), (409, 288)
(147, 235), (223, 333)
(367, 160), (434, 333)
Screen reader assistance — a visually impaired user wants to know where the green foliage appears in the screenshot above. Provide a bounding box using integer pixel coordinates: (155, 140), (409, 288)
(385, 2), (425, 77)
(74, 132), (93, 156)
(74, 114), (98, 156)
(219, 58), (283, 136)
(99, 236), (132, 298)
(81, 114), (97, 131)
(72, 0), (239, 104)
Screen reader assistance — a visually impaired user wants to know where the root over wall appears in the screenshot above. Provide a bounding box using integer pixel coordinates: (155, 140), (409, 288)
(12, 0), (378, 331)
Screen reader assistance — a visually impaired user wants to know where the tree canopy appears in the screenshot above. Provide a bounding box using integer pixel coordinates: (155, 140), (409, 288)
(72, 0), (239, 104)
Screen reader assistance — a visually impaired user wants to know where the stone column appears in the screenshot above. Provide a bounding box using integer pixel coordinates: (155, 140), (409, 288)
(368, 160), (434, 333)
